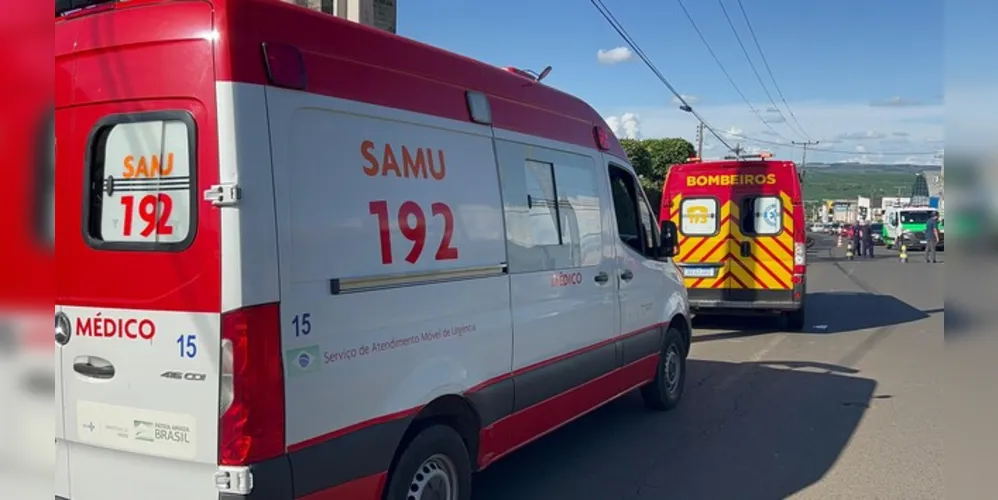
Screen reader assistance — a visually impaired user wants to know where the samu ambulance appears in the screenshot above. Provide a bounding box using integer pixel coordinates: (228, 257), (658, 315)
(661, 153), (808, 330)
(55, 1), (693, 499)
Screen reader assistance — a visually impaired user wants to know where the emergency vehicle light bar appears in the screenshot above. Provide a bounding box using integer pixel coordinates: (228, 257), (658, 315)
(723, 152), (773, 160)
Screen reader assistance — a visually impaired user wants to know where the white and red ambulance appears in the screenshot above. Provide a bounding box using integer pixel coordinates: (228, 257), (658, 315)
(55, 1), (693, 499)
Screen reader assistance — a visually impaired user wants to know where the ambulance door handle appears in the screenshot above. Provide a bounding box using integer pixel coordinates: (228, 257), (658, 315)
(73, 355), (116, 380)
(620, 270), (634, 281)
(594, 271), (610, 284)
(740, 241), (751, 257)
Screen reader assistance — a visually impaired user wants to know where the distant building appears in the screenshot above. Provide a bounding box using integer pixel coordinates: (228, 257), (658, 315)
(822, 199), (859, 223)
(910, 173), (931, 206)
(882, 197), (911, 210)
(925, 169), (943, 212)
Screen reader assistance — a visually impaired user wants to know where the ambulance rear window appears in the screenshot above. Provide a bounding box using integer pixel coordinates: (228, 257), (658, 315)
(679, 197), (719, 236)
(82, 112), (197, 251)
(741, 196), (783, 236)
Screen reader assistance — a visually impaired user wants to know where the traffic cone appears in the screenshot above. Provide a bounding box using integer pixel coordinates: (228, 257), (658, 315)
(846, 241), (854, 260)
(899, 244), (907, 263)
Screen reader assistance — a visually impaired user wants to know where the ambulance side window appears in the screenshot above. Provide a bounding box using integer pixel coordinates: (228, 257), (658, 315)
(740, 196), (783, 236)
(523, 160), (561, 247)
(637, 191), (659, 254)
(608, 165), (647, 255)
(498, 143), (604, 273)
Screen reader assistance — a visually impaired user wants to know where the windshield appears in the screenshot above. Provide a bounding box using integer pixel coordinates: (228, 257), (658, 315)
(900, 211), (936, 224)
(870, 224), (883, 231)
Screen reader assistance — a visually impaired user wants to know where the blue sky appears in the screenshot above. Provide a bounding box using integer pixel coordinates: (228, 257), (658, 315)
(397, 0), (945, 164)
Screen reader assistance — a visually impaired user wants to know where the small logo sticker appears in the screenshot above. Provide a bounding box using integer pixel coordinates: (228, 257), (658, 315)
(763, 204), (779, 228)
(285, 346), (321, 376)
(133, 420), (155, 442)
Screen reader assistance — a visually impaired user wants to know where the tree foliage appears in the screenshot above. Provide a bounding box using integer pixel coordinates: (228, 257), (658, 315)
(619, 139), (652, 179)
(642, 138), (695, 181)
(617, 137), (696, 216)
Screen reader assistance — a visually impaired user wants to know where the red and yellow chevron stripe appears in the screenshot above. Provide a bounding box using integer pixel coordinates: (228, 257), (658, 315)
(670, 192), (796, 291)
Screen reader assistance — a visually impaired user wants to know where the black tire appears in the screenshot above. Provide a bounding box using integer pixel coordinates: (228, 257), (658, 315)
(640, 327), (687, 411)
(785, 307), (805, 331)
(384, 425), (472, 500)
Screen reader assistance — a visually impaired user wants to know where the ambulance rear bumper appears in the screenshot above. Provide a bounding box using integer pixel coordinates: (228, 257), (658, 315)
(690, 299), (801, 311)
(688, 286), (805, 312)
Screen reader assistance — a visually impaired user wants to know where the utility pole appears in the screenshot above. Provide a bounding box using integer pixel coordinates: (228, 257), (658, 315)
(894, 186), (906, 206)
(696, 122), (704, 158)
(792, 140), (819, 168)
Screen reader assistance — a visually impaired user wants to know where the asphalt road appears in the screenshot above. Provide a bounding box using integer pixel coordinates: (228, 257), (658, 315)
(473, 233), (943, 500)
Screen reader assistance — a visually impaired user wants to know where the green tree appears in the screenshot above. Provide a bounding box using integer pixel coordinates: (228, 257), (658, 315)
(642, 137), (695, 181)
(639, 175), (663, 216)
(619, 138), (653, 179)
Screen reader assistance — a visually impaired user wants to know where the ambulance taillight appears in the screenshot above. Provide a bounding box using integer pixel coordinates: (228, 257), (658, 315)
(219, 303), (286, 465)
(793, 241), (806, 277)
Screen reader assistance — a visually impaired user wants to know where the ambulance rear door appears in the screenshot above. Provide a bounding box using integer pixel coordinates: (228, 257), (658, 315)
(668, 171), (731, 304)
(729, 167), (796, 303)
(55, 3), (223, 499)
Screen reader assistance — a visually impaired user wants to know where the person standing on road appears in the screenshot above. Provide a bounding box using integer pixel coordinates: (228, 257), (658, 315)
(925, 212), (940, 263)
(851, 224), (863, 257)
(862, 222), (875, 258)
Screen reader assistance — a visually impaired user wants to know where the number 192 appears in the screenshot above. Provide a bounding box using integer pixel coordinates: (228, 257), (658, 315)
(121, 193), (174, 237)
(369, 200), (459, 264)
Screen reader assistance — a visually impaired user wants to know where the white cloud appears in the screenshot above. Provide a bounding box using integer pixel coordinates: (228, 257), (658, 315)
(870, 96), (926, 107)
(836, 130), (888, 140)
(855, 145), (867, 153)
(596, 47), (634, 64)
(598, 99), (943, 164)
(670, 94), (700, 105)
(605, 112), (641, 139)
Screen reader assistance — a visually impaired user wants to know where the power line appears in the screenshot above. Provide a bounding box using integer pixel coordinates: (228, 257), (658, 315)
(589, 0), (736, 152)
(715, 0), (801, 140)
(727, 133), (940, 155)
(673, 0), (791, 141)
(735, 0), (813, 141)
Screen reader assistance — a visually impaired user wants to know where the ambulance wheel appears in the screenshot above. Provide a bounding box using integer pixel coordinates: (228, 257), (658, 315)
(384, 425), (472, 500)
(786, 308), (806, 331)
(640, 327), (686, 411)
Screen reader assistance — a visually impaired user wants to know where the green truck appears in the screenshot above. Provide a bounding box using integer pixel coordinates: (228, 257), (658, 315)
(882, 206), (943, 251)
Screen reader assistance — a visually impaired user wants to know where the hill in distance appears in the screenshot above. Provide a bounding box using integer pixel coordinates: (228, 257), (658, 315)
(803, 162), (941, 174)
(800, 163), (942, 201)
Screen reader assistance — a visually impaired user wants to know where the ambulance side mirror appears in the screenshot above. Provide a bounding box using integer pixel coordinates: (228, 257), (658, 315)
(659, 220), (679, 258)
